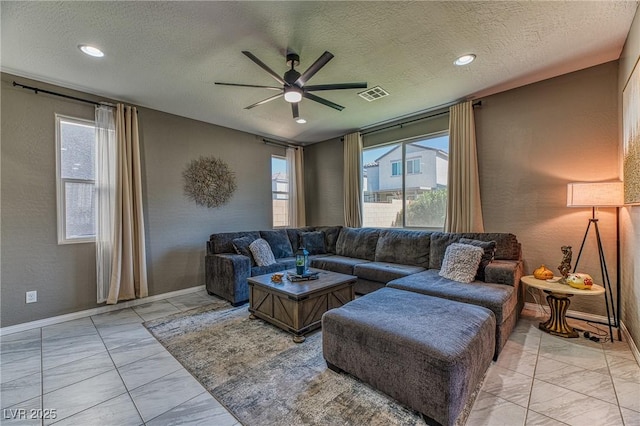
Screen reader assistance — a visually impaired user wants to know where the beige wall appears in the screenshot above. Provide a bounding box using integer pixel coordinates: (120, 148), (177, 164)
(619, 6), (640, 350)
(304, 137), (344, 226)
(1, 74), (283, 327)
(476, 61), (619, 317)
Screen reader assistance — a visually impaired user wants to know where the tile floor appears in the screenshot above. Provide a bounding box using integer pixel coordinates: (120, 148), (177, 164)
(1, 291), (639, 425)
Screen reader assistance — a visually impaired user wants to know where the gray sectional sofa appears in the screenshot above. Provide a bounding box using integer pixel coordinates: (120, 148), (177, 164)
(205, 225), (524, 357)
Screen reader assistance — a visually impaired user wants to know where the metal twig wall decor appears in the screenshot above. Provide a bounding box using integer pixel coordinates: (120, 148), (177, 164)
(183, 156), (237, 208)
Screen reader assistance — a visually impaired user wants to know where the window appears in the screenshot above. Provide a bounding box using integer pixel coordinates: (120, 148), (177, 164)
(271, 155), (289, 227)
(362, 133), (449, 229)
(407, 158), (421, 174)
(56, 115), (96, 244)
(391, 161), (402, 176)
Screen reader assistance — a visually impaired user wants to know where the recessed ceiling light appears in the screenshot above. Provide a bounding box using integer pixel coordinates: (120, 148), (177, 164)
(295, 118), (307, 124)
(454, 54), (476, 66)
(78, 45), (104, 58)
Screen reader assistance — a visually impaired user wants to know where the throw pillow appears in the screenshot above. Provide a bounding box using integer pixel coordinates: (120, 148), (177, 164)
(299, 231), (326, 255)
(459, 238), (496, 282)
(259, 229), (294, 258)
(249, 238), (277, 267)
(232, 236), (257, 266)
(439, 243), (484, 283)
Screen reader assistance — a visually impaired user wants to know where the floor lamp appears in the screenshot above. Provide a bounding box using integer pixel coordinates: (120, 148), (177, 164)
(567, 181), (623, 342)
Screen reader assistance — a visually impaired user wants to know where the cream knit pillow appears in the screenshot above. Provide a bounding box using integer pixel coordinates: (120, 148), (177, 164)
(249, 238), (277, 267)
(439, 243), (484, 283)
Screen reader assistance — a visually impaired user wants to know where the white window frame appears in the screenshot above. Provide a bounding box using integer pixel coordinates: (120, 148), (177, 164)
(55, 114), (96, 244)
(406, 158), (421, 174)
(391, 160), (402, 176)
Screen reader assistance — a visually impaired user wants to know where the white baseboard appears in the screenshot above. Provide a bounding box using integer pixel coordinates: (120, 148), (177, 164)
(620, 321), (640, 366)
(0, 285), (205, 336)
(524, 301), (639, 365)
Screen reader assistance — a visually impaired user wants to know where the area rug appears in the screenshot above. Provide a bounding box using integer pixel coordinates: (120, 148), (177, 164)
(144, 303), (478, 425)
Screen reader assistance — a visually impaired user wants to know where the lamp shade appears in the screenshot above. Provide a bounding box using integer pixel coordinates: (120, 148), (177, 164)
(567, 181), (624, 207)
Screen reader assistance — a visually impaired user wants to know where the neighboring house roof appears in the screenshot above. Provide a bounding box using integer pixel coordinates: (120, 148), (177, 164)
(363, 162), (379, 168)
(272, 172), (288, 181)
(374, 143), (448, 163)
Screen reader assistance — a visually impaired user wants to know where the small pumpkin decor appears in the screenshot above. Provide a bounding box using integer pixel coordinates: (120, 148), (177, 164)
(533, 265), (554, 280)
(566, 273), (594, 290)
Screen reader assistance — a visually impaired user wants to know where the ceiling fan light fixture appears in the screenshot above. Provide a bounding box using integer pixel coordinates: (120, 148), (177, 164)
(78, 44), (104, 58)
(295, 118), (307, 124)
(454, 54), (476, 66)
(284, 86), (303, 103)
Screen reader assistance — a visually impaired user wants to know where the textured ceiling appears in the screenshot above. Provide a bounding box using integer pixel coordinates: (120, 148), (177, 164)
(1, 1), (637, 143)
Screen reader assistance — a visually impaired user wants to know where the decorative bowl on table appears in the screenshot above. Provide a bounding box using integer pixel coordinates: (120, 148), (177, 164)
(566, 273), (593, 290)
(271, 273), (284, 283)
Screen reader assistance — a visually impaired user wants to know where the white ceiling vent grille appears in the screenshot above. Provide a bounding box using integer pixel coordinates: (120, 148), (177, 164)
(358, 86), (389, 102)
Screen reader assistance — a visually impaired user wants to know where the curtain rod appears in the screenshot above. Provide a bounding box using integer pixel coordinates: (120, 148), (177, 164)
(262, 138), (299, 150)
(12, 81), (115, 108)
(360, 100), (482, 137)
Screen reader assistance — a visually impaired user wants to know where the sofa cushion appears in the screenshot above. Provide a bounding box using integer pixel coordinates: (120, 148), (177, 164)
(335, 228), (379, 261)
(374, 229), (431, 268)
(387, 269), (517, 324)
(286, 227), (315, 252)
(429, 232), (463, 269)
(249, 239), (277, 266)
(430, 232), (520, 269)
(232, 236), (257, 266)
(310, 255), (369, 276)
(461, 233), (520, 260)
(210, 231), (261, 254)
(354, 262), (426, 283)
(439, 243), (484, 283)
(459, 238), (496, 282)
(260, 229), (294, 258)
(251, 260), (294, 277)
(315, 226), (343, 253)
(300, 231), (326, 255)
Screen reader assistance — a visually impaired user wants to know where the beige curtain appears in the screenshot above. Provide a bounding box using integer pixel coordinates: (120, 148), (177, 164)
(294, 147), (306, 226)
(445, 101), (485, 232)
(286, 147), (306, 227)
(343, 132), (363, 227)
(107, 104), (148, 304)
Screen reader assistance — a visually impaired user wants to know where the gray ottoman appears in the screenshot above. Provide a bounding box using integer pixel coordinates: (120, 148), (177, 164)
(322, 287), (495, 426)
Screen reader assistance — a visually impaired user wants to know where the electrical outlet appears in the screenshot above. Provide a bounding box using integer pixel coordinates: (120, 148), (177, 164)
(26, 291), (37, 304)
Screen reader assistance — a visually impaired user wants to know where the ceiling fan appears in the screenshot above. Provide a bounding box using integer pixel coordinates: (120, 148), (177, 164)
(215, 51), (367, 120)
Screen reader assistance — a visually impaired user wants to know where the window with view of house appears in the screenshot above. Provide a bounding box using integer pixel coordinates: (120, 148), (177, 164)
(271, 155), (289, 227)
(362, 133), (449, 229)
(56, 114), (96, 243)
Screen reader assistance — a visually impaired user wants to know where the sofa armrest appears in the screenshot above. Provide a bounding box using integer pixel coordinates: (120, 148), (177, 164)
(484, 260), (523, 287)
(205, 253), (251, 305)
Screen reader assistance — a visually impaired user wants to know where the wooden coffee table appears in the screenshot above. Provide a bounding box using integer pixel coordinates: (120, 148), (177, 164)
(248, 268), (356, 343)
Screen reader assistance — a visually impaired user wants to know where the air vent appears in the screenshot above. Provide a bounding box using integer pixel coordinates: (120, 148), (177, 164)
(358, 86), (389, 102)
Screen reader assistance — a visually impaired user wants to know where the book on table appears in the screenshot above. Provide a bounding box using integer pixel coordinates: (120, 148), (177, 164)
(287, 270), (320, 281)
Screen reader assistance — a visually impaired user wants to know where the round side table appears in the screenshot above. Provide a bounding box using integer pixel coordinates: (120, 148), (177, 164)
(521, 275), (605, 338)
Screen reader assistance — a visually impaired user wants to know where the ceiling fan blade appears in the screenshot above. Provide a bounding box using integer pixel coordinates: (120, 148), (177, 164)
(303, 92), (344, 111)
(215, 82), (282, 90)
(244, 93), (282, 110)
(292, 103), (299, 119)
(242, 51), (287, 86)
(305, 82), (368, 91)
(295, 51), (334, 87)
